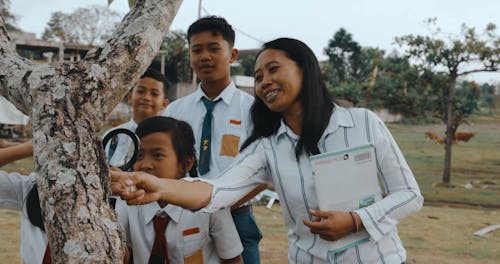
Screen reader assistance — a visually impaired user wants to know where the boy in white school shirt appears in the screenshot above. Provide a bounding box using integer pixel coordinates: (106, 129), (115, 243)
(115, 116), (242, 263)
(104, 67), (169, 167)
(161, 16), (264, 264)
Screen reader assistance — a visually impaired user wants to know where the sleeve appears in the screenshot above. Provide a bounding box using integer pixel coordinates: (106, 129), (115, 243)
(200, 139), (271, 213)
(209, 208), (243, 259)
(114, 199), (131, 247)
(356, 110), (424, 242)
(0, 171), (35, 211)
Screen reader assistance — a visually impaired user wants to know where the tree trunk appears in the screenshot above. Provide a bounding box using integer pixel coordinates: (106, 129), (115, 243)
(0, 0), (183, 262)
(442, 77), (456, 184)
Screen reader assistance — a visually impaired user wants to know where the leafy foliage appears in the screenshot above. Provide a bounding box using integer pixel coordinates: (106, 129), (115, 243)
(395, 18), (499, 183)
(0, 0), (18, 31)
(156, 30), (192, 84)
(231, 54), (256, 76)
(42, 5), (122, 45)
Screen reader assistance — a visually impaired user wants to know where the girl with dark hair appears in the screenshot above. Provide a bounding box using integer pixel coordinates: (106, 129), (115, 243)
(114, 116), (243, 263)
(0, 140), (49, 263)
(112, 38), (423, 263)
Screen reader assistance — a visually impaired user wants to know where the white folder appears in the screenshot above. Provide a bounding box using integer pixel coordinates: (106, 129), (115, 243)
(309, 144), (382, 253)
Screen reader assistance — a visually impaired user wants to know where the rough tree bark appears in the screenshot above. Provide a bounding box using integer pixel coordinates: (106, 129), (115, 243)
(0, 0), (183, 262)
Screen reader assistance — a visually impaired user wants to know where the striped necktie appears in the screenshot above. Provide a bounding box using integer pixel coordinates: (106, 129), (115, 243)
(199, 97), (220, 175)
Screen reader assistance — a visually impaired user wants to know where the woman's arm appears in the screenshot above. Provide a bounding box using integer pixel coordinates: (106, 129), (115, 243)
(355, 111), (423, 241)
(111, 170), (213, 210)
(0, 139), (33, 167)
(112, 140), (270, 211)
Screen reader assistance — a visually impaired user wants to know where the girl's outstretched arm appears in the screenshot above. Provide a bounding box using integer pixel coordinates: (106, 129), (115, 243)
(111, 169), (213, 210)
(0, 139), (33, 167)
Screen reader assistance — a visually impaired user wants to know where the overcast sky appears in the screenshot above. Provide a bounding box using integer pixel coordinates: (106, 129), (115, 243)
(9, 0), (500, 82)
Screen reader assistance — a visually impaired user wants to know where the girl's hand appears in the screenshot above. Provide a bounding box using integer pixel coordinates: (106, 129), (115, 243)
(110, 169), (163, 205)
(303, 209), (355, 241)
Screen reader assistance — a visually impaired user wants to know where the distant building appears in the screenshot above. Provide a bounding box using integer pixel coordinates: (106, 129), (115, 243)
(11, 31), (96, 63)
(232, 75), (254, 95)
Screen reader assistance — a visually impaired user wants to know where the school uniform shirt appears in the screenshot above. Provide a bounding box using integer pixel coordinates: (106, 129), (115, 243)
(198, 106), (424, 263)
(161, 82), (254, 180)
(115, 198), (243, 263)
(102, 119), (137, 168)
(0, 171), (48, 263)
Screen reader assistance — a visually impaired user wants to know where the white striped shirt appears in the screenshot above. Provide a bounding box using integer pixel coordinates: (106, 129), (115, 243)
(201, 106), (423, 263)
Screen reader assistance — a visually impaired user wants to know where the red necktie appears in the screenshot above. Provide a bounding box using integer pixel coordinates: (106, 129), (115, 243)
(42, 244), (51, 264)
(149, 215), (170, 264)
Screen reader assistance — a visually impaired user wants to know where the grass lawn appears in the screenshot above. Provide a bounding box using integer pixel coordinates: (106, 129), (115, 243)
(387, 114), (500, 207)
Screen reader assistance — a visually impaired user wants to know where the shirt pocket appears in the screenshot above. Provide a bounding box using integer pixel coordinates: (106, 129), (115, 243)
(178, 228), (208, 259)
(219, 134), (240, 157)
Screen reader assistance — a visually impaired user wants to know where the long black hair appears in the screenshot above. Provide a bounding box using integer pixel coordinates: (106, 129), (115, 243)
(241, 38), (334, 158)
(135, 116), (198, 177)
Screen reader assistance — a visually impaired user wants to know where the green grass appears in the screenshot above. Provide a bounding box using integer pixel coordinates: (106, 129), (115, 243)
(387, 115), (500, 207)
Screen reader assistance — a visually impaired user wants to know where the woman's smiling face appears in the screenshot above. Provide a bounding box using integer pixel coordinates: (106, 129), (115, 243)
(254, 48), (304, 114)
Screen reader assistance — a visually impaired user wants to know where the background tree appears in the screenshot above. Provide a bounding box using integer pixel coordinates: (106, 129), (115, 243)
(42, 11), (67, 42)
(156, 30), (192, 84)
(479, 82), (496, 114)
(371, 53), (428, 117)
(0, 0), (183, 262)
(323, 28), (380, 105)
(231, 54), (256, 76)
(42, 5), (122, 45)
(396, 18), (500, 184)
(0, 0), (18, 31)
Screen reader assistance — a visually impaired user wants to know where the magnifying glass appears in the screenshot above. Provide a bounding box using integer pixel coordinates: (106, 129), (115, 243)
(102, 128), (140, 171)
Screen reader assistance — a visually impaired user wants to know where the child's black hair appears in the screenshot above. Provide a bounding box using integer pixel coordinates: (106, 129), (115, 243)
(26, 184), (45, 232)
(187, 16), (235, 48)
(135, 116), (198, 177)
(139, 67), (169, 99)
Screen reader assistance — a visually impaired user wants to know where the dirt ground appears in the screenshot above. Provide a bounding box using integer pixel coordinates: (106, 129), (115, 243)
(253, 204), (499, 264)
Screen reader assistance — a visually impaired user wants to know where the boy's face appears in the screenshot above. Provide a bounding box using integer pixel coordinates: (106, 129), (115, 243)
(128, 77), (168, 122)
(189, 31), (238, 84)
(133, 132), (184, 180)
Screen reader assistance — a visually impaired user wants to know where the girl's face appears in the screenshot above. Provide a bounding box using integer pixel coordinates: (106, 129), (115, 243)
(133, 132), (186, 180)
(254, 49), (303, 114)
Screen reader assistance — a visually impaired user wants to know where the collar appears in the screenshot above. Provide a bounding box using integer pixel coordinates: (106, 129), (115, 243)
(276, 119), (296, 141)
(127, 118), (138, 128)
(194, 81), (237, 105)
(322, 105), (355, 136)
(142, 202), (183, 224)
(275, 104), (354, 141)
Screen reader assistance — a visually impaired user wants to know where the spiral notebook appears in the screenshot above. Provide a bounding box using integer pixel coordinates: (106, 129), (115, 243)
(309, 144), (382, 253)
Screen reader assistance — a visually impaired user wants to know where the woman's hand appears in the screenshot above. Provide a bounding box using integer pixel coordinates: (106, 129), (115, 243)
(303, 209), (358, 241)
(110, 168), (164, 205)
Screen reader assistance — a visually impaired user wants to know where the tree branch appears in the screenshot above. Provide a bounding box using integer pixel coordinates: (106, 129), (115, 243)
(458, 67), (498, 76)
(0, 15), (35, 115)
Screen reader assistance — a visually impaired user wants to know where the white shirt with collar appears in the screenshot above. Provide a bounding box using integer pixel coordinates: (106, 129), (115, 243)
(102, 119), (138, 168)
(198, 106), (423, 263)
(115, 197), (243, 263)
(161, 82), (254, 179)
(0, 171), (48, 263)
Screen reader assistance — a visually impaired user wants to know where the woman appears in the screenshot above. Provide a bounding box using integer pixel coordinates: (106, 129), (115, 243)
(112, 38), (423, 263)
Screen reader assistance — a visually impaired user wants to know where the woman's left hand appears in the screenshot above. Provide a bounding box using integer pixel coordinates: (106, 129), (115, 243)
(303, 209), (354, 241)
